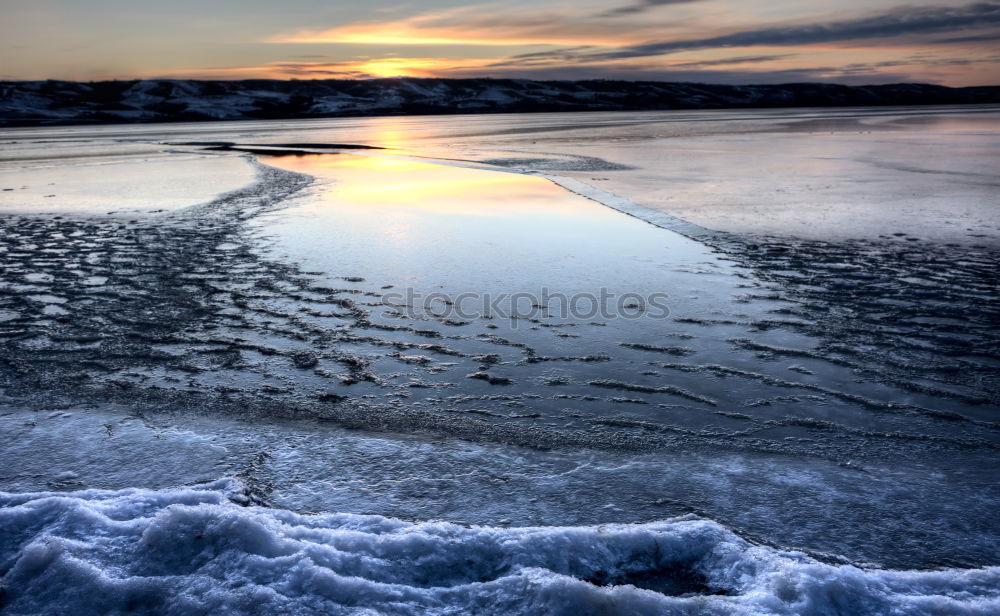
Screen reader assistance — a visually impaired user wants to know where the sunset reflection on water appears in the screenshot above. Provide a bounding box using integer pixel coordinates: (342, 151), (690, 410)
(270, 153), (601, 220)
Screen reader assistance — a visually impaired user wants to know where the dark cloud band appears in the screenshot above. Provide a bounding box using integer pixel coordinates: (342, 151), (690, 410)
(520, 2), (1000, 63)
(598, 0), (702, 18)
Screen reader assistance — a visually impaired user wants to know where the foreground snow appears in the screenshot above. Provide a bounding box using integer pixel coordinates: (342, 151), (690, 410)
(1, 480), (997, 616)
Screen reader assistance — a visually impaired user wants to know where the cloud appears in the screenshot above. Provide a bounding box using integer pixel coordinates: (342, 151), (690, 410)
(149, 58), (502, 80)
(934, 32), (1000, 43)
(441, 63), (921, 86)
(513, 2), (1000, 63)
(665, 54), (794, 68)
(175, 2), (999, 86)
(598, 0), (702, 18)
(151, 60), (918, 86)
(152, 53), (928, 86)
(479, 52), (795, 73)
(268, 6), (646, 47)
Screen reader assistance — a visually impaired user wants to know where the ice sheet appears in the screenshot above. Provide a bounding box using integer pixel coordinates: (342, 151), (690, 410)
(0, 154), (257, 215)
(0, 147), (995, 570)
(0, 108), (997, 605)
(4, 106), (996, 241)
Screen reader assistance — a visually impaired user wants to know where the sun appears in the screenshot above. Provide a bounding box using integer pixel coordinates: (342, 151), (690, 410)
(355, 58), (443, 78)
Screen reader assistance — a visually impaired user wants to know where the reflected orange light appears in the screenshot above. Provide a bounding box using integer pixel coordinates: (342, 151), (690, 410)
(268, 154), (596, 221)
(366, 124), (408, 150)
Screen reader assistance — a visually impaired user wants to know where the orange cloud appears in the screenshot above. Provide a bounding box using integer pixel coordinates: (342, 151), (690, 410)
(267, 6), (663, 47)
(149, 57), (503, 80)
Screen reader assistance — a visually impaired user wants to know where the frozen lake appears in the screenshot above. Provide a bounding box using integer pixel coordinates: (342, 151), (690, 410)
(1, 106), (998, 614)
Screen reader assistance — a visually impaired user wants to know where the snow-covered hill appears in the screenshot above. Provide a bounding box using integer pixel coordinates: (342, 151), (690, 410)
(1, 78), (998, 125)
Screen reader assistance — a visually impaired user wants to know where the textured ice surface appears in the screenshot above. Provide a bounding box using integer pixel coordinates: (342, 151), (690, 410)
(0, 109), (997, 611)
(2, 404), (997, 571)
(2, 480), (998, 616)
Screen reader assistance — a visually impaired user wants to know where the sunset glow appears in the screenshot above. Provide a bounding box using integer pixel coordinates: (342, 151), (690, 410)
(2, 2), (999, 612)
(2, 0), (999, 85)
(268, 7), (643, 48)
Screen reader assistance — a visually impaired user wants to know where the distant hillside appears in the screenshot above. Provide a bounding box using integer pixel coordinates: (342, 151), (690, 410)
(2, 78), (998, 126)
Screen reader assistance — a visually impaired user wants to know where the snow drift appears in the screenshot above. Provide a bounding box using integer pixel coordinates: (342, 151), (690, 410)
(1, 480), (997, 615)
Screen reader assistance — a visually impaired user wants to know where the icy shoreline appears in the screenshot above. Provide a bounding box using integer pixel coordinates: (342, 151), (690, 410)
(1, 110), (997, 613)
(2, 480), (998, 616)
(1, 148), (997, 565)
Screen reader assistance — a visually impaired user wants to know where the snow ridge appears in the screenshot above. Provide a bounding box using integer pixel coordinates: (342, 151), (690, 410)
(1, 481), (997, 615)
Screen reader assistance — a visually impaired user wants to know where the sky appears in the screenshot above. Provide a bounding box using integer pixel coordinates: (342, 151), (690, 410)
(1, 0), (998, 85)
